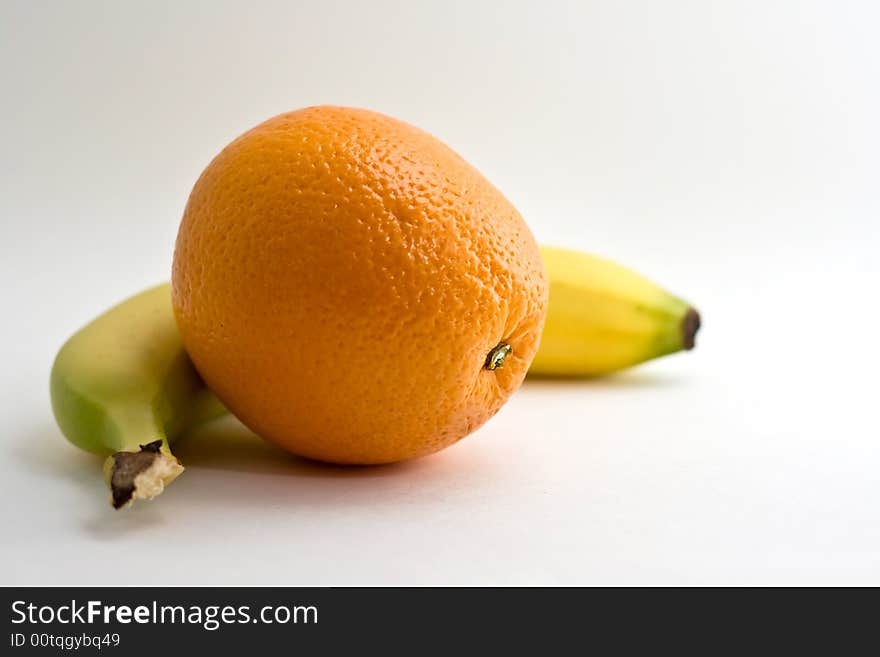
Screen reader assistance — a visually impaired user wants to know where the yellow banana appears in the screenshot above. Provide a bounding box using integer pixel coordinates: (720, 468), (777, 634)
(50, 284), (224, 508)
(530, 246), (700, 376)
(50, 248), (698, 508)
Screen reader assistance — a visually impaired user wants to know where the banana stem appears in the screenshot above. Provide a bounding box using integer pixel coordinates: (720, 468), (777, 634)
(103, 440), (184, 509)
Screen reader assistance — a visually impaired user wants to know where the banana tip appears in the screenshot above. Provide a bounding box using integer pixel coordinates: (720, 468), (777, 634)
(682, 307), (701, 350)
(107, 441), (183, 509)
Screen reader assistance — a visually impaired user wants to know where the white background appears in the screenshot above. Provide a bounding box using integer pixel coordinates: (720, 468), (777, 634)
(1, 0), (878, 585)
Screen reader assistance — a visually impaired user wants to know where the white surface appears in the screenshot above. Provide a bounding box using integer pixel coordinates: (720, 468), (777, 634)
(1, 0), (878, 585)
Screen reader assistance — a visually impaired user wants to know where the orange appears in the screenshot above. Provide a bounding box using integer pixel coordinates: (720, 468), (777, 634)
(172, 106), (548, 464)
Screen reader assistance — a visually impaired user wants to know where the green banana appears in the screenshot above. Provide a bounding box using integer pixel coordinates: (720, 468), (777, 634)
(529, 246), (700, 377)
(50, 284), (224, 508)
(51, 248), (699, 508)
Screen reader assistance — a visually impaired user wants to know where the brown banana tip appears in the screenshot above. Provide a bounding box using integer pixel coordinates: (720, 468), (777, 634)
(682, 307), (701, 351)
(109, 440), (165, 509)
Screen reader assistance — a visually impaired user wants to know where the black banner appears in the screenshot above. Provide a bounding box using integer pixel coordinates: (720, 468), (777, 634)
(0, 587), (870, 653)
